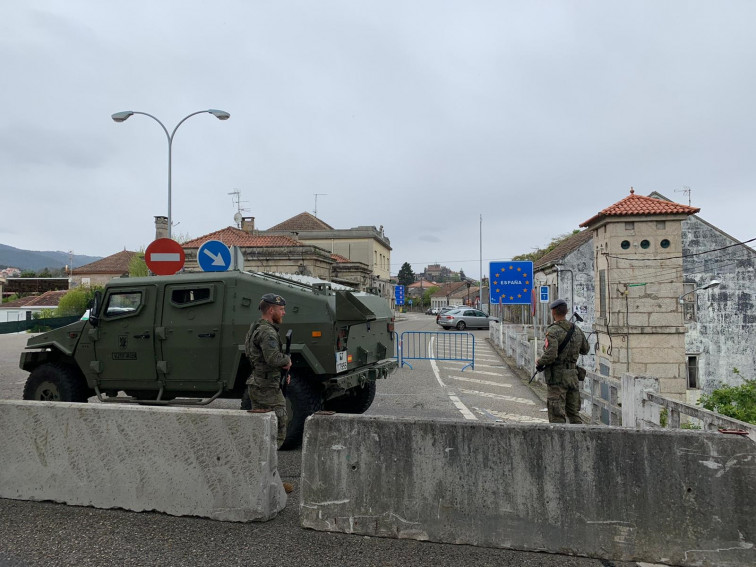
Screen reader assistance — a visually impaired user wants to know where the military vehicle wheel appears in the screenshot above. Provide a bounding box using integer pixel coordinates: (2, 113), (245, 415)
(280, 374), (323, 450)
(456, 321), (466, 330)
(23, 363), (88, 403)
(324, 382), (376, 414)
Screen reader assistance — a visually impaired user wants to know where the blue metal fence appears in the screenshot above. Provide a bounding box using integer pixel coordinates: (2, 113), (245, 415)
(399, 331), (475, 371)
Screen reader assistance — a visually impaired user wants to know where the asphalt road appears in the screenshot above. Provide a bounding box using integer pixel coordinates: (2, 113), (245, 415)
(0, 316), (641, 567)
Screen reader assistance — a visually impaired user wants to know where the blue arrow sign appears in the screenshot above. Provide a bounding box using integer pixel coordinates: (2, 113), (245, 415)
(394, 285), (405, 306)
(489, 261), (533, 305)
(198, 240), (232, 272)
(540, 285), (549, 303)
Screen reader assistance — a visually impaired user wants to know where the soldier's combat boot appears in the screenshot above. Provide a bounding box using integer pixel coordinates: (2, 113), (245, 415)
(282, 482), (294, 494)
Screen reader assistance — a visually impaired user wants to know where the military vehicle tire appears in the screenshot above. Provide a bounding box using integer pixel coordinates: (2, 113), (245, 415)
(23, 363), (89, 403)
(280, 374), (323, 450)
(456, 321), (466, 330)
(323, 382), (376, 414)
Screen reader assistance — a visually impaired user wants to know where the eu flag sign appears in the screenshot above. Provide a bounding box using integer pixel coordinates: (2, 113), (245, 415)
(489, 261), (533, 305)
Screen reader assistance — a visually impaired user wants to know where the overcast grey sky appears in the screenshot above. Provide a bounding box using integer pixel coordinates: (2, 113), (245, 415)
(2, 1), (754, 277)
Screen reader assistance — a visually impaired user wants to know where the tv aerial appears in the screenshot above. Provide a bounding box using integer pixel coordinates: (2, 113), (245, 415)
(228, 189), (250, 227)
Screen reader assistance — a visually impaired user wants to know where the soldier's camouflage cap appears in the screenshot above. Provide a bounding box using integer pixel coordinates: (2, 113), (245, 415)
(549, 298), (567, 309)
(261, 293), (286, 306)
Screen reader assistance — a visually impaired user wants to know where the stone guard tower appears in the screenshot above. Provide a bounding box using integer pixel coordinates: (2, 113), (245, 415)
(580, 189), (700, 398)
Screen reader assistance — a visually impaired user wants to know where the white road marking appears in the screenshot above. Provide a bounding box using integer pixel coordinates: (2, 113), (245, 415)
(458, 388), (536, 405)
(430, 336), (477, 421)
(449, 395), (478, 420)
(448, 375), (512, 388)
(440, 367), (506, 377)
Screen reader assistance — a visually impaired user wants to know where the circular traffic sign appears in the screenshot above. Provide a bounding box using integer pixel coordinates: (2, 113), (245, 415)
(197, 240), (232, 272)
(145, 238), (185, 275)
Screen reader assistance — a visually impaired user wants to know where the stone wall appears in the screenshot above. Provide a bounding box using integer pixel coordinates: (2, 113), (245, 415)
(682, 215), (756, 390)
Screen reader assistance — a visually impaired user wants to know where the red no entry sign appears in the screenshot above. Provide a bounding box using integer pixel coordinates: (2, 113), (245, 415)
(145, 238), (185, 275)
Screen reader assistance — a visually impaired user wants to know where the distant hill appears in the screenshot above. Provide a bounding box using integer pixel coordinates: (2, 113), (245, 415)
(0, 243), (102, 272)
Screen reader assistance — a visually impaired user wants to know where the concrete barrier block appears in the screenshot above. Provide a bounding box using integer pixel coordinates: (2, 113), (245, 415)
(301, 414), (756, 567)
(0, 401), (286, 522)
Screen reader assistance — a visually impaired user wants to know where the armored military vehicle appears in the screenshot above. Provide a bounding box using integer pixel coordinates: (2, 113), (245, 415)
(19, 270), (397, 448)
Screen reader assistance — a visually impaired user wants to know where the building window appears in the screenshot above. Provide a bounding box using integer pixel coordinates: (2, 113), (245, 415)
(656, 221), (666, 230)
(682, 282), (696, 322)
(599, 269), (607, 318)
(640, 239), (650, 249)
(625, 222), (634, 231)
(660, 239), (670, 249)
(621, 240), (631, 250)
(687, 356), (699, 389)
(82, 277), (91, 287)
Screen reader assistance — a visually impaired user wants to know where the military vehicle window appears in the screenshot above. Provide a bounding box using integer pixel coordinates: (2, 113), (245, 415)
(104, 291), (142, 318)
(170, 287), (213, 307)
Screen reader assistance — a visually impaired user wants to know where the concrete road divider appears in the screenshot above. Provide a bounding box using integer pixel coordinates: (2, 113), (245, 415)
(300, 414), (756, 567)
(0, 401), (286, 522)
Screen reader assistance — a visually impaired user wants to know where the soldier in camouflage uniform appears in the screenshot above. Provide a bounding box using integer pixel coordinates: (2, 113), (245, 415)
(245, 293), (292, 449)
(535, 299), (589, 424)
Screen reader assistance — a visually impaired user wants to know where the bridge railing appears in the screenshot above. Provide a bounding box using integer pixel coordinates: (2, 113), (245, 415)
(621, 374), (756, 441)
(582, 370), (623, 425)
(489, 322), (533, 369)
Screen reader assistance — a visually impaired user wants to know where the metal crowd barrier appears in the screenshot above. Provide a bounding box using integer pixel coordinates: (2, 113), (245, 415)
(399, 331), (475, 371)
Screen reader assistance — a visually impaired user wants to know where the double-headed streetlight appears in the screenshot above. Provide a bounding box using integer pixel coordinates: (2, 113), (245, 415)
(111, 109), (230, 239)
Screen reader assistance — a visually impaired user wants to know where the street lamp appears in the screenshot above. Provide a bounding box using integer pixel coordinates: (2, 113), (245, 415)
(466, 280), (472, 306)
(111, 109), (230, 239)
(678, 280), (721, 304)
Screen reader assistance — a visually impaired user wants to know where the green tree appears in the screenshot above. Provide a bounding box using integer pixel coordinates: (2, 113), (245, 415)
(397, 262), (415, 288)
(459, 269), (466, 281)
(513, 230), (581, 262)
(20, 270), (36, 278)
(56, 287), (102, 317)
(423, 286), (440, 307)
(129, 251), (148, 277)
(698, 371), (756, 425)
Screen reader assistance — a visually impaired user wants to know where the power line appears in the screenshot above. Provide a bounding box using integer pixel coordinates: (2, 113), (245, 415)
(605, 237), (756, 262)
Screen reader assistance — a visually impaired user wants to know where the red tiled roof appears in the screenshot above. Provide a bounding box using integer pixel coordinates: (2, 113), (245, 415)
(182, 227), (304, 248)
(430, 281), (468, 297)
(580, 189), (700, 227)
(534, 229), (593, 270)
(72, 250), (137, 275)
(0, 290), (67, 308)
(267, 212), (334, 232)
(331, 254), (351, 263)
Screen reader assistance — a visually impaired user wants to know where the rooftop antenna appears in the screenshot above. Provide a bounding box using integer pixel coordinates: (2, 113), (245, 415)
(313, 193), (327, 217)
(675, 186), (692, 206)
(228, 189), (250, 228)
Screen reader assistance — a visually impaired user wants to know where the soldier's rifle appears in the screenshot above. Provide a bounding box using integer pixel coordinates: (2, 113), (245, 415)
(530, 309), (583, 383)
(280, 329), (293, 395)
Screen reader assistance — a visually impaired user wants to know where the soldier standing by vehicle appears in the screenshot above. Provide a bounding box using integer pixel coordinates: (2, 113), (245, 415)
(245, 293), (292, 452)
(535, 299), (589, 424)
